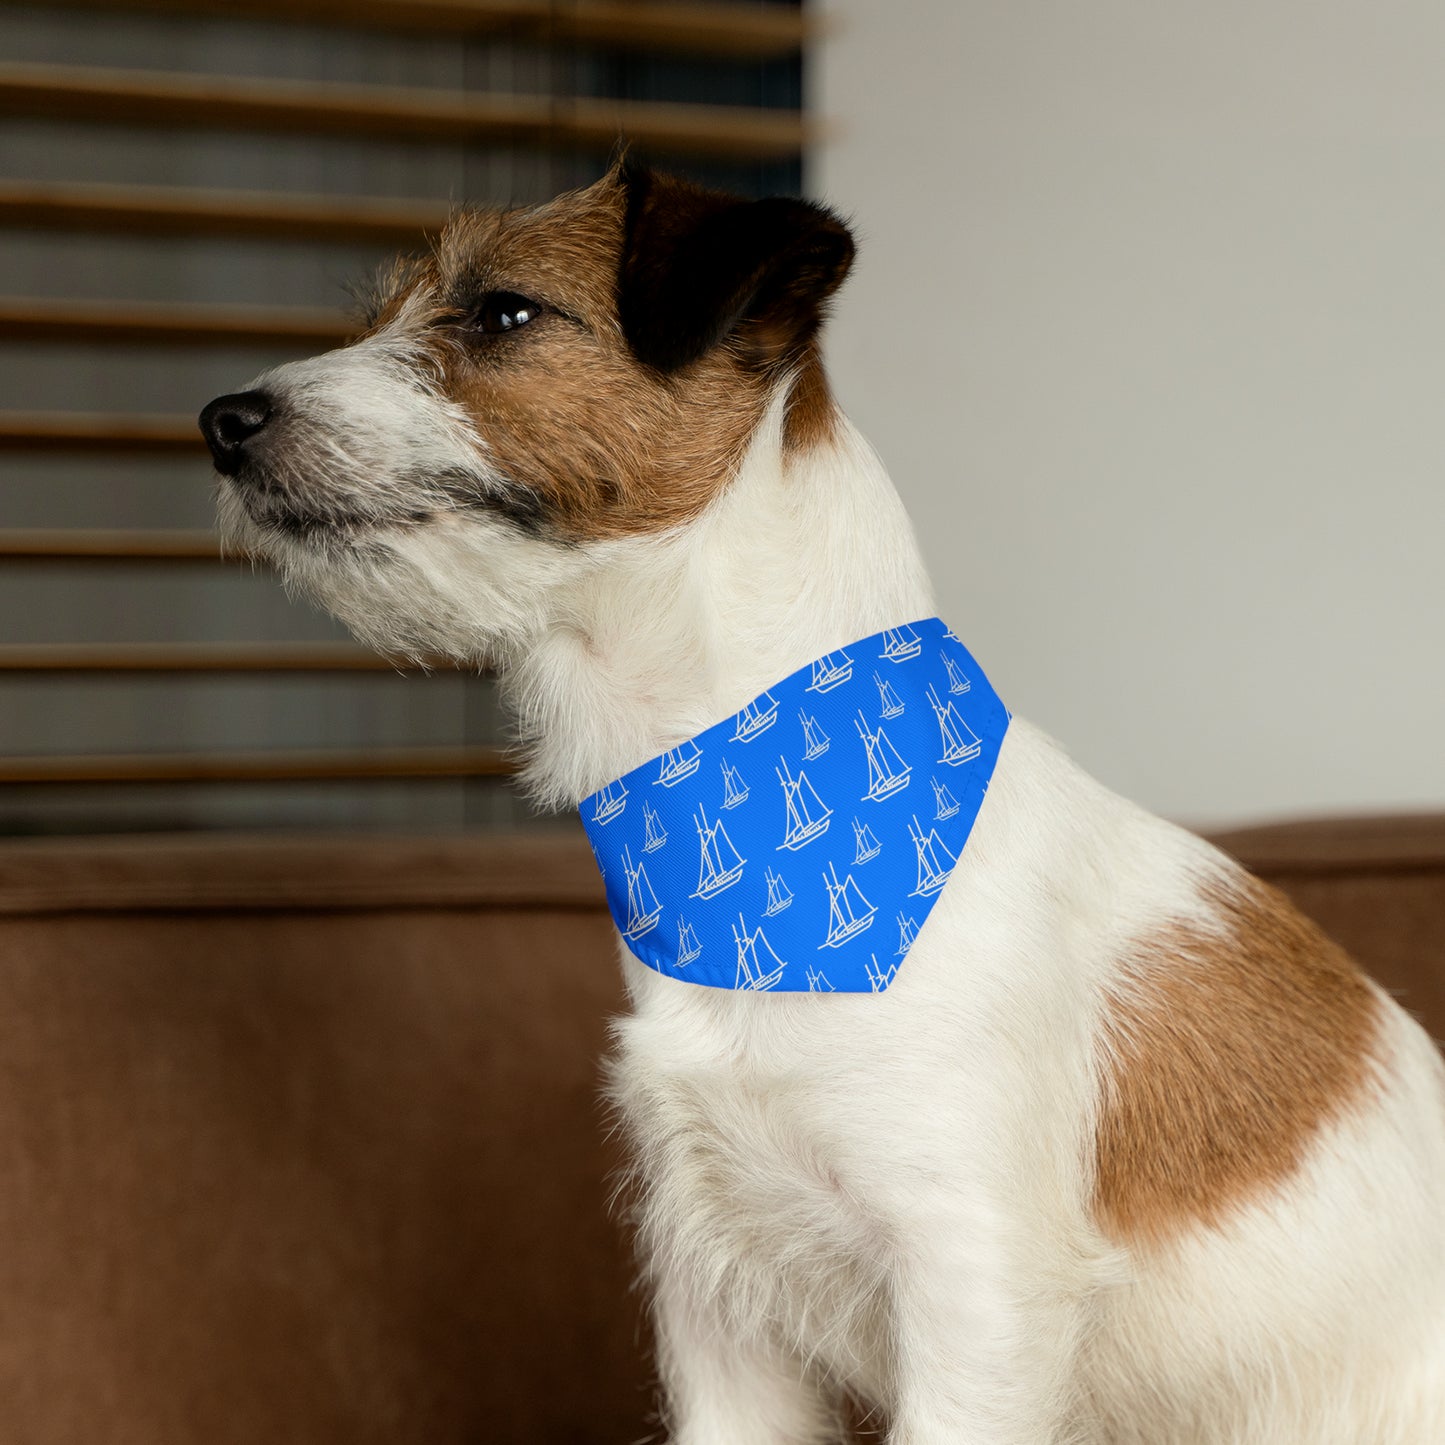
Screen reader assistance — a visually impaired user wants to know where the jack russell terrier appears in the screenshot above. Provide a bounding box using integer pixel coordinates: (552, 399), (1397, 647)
(200, 163), (1445, 1444)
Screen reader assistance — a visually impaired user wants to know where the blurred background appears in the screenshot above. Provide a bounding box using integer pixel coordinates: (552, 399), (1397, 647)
(0, 0), (803, 836)
(820, 0), (1445, 827)
(2, 0), (1441, 838)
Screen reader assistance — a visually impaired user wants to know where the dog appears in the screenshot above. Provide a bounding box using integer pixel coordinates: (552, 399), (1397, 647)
(200, 162), (1445, 1444)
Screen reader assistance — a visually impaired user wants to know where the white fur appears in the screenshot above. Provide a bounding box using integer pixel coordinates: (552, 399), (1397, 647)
(221, 350), (1445, 1444)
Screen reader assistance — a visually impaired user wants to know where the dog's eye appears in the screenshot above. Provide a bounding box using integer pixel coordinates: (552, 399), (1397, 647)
(472, 291), (543, 334)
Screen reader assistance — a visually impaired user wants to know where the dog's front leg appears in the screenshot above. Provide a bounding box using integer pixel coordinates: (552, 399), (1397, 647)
(883, 1218), (1091, 1445)
(653, 1274), (844, 1445)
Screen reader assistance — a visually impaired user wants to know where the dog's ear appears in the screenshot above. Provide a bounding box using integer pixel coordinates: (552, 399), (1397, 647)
(617, 162), (855, 374)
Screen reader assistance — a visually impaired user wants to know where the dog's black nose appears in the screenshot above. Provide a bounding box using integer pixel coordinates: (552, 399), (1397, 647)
(199, 390), (272, 475)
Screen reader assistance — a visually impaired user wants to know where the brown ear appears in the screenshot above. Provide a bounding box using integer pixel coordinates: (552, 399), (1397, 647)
(617, 162), (855, 374)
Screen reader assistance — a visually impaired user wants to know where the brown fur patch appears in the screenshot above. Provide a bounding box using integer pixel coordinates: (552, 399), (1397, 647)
(365, 172), (841, 542)
(782, 343), (840, 455)
(436, 184), (769, 540)
(1093, 872), (1382, 1247)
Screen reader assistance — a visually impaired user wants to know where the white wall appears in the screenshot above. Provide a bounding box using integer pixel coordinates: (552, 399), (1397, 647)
(813, 1), (1445, 827)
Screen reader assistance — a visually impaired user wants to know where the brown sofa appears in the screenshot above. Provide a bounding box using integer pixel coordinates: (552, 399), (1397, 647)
(0, 817), (1440, 1443)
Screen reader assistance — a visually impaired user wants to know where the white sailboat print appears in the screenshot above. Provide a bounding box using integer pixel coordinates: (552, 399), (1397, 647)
(692, 804), (746, 900)
(820, 862), (876, 949)
(908, 815), (958, 898)
(732, 690), (779, 743)
(856, 710), (912, 801)
(676, 917), (702, 967)
(591, 778), (628, 825)
(763, 866), (793, 916)
(866, 955), (897, 992)
(807, 649), (853, 693)
(852, 817), (881, 864)
(621, 846), (663, 939)
(720, 758), (750, 809)
(880, 624), (922, 662)
(776, 756), (832, 851)
(927, 685), (982, 766)
(932, 777), (960, 821)
(896, 912), (919, 955)
(941, 650), (971, 695)
(806, 967), (835, 993)
(642, 801), (668, 852)
(799, 709), (830, 760)
(656, 739), (702, 787)
(733, 913), (786, 991)
(874, 671), (905, 719)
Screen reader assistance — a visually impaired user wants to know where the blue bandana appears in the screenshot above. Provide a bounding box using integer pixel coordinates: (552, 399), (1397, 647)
(580, 618), (1009, 993)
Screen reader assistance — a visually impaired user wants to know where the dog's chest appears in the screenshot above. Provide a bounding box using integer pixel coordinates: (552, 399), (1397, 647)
(612, 995), (893, 1388)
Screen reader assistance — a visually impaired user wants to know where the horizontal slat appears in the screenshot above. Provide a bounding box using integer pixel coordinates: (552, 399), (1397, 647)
(0, 529), (226, 560)
(0, 296), (353, 348)
(0, 643), (422, 672)
(0, 412), (202, 452)
(0, 62), (811, 161)
(0, 0), (809, 58)
(0, 832), (605, 916)
(0, 179), (449, 245)
(0, 745), (512, 783)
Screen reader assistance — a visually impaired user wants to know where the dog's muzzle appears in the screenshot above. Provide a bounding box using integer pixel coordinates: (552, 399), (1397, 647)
(199, 390), (274, 476)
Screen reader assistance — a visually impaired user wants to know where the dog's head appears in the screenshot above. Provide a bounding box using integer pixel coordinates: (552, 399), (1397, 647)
(200, 163), (854, 662)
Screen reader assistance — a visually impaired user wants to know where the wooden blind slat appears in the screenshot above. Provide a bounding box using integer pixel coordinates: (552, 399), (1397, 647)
(0, 0), (810, 58)
(0, 745), (513, 783)
(0, 643), (429, 672)
(0, 180), (448, 245)
(0, 62), (812, 161)
(0, 412), (202, 452)
(0, 297), (353, 348)
(0, 529), (227, 561)
(0, 410), (203, 447)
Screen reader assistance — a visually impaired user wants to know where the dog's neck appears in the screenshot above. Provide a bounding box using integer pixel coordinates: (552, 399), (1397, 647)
(502, 394), (936, 809)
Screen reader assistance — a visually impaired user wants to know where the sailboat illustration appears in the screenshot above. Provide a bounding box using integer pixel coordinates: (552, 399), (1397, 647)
(676, 917), (702, 967)
(880, 624), (922, 662)
(733, 691), (779, 743)
(656, 740), (702, 788)
(763, 867), (793, 916)
(776, 757), (832, 850)
(866, 955), (897, 992)
(856, 710), (912, 801)
(642, 801), (668, 852)
(591, 778), (628, 825)
(928, 685), (982, 766)
(806, 967), (835, 993)
(941, 650), (971, 695)
(692, 805), (746, 900)
(852, 817), (881, 864)
(896, 913), (919, 955)
(720, 758), (750, 809)
(874, 671), (905, 719)
(909, 815), (958, 897)
(820, 862), (876, 949)
(808, 649), (853, 693)
(799, 709), (830, 760)
(622, 847), (663, 939)
(932, 777), (960, 821)
(733, 913), (786, 991)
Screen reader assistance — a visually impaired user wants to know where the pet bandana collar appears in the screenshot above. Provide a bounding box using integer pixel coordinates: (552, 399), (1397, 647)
(580, 618), (1009, 993)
